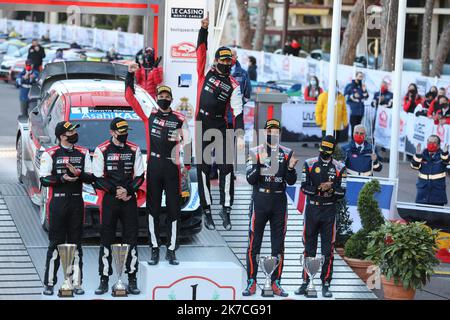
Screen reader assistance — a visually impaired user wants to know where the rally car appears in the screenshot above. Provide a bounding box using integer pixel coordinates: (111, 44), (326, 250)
(16, 61), (202, 237)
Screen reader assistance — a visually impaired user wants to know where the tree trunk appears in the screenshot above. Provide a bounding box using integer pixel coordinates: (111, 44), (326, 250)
(421, 0), (434, 76)
(235, 0), (253, 49)
(430, 22), (450, 77)
(253, 0), (269, 51)
(127, 15), (142, 33)
(380, 0), (398, 71)
(340, 0), (376, 66)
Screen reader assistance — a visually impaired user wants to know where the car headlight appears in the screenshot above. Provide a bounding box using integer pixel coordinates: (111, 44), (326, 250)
(82, 183), (96, 194)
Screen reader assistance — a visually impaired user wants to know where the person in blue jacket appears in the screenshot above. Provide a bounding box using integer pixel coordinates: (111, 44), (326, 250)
(341, 125), (382, 176)
(344, 72), (369, 137)
(411, 135), (449, 206)
(16, 59), (39, 117)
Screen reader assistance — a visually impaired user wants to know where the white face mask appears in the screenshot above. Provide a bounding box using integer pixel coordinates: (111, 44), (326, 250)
(310, 80), (317, 86)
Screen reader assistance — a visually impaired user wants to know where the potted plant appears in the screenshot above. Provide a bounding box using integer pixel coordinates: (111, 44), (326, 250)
(335, 197), (353, 258)
(344, 179), (384, 283)
(365, 221), (440, 300)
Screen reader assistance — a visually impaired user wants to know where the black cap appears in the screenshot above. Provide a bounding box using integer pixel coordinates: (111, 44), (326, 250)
(156, 85), (173, 98)
(55, 121), (80, 138)
(215, 46), (232, 60)
(320, 135), (336, 154)
(110, 117), (132, 133)
(264, 119), (281, 129)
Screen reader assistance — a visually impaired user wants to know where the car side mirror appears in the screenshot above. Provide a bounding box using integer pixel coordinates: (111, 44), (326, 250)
(38, 136), (51, 145)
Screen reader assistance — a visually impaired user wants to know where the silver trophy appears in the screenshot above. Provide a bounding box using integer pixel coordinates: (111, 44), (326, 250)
(111, 244), (130, 297)
(57, 243), (77, 298)
(300, 255), (325, 298)
(258, 255), (280, 297)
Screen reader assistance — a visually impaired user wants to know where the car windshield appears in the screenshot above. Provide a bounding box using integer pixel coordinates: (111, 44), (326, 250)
(69, 107), (147, 153)
(5, 44), (20, 56)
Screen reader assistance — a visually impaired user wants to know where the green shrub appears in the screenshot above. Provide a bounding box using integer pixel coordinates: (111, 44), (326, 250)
(335, 197), (353, 248)
(344, 179), (384, 260)
(344, 230), (369, 260)
(365, 221), (440, 290)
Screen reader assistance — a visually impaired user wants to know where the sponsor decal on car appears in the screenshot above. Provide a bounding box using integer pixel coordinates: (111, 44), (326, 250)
(70, 107), (140, 121)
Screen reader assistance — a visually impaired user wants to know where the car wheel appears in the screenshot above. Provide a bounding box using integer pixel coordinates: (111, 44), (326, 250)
(40, 190), (49, 232)
(3, 79), (7, 83)
(16, 135), (23, 183)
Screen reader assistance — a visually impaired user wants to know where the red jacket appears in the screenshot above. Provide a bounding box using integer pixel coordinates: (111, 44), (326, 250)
(433, 107), (450, 125)
(403, 95), (424, 113)
(304, 86), (323, 102)
(135, 66), (163, 98)
(427, 99), (439, 117)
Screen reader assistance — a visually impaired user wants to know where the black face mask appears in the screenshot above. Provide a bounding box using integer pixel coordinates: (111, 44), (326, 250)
(116, 133), (128, 144)
(65, 133), (78, 144)
(157, 99), (171, 110)
(320, 151), (332, 160)
(217, 63), (231, 75)
(266, 134), (279, 147)
(409, 89), (417, 95)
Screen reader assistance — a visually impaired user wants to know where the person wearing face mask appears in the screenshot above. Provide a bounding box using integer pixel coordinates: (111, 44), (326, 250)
(125, 69), (192, 266)
(315, 82), (348, 142)
(243, 119), (298, 297)
(16, 59), (39, 117)
(344, 72), (369, 137)
(52, 48), (65, 63)
(411, 135), (449, 206)
(341, 125), (382, 176)
(403, 83), (424, 114)
(40, 121), (95, 296)
(371, 81), (393, 109)
(195, 13), (245, 231)
(433, 96), (450, 125)
(132, 47), (163, 98)
(427, 87), (447, 118)
(27, 38), (46, 72)
(92, 118), (145, 295)
(304, 76), (323, 102)
(296, 135), (346, 298)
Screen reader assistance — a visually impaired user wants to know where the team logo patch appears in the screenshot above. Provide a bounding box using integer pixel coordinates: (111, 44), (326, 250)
(315, 167), (321, 173)
(116, 121), (128, 128)
(219, 49), (232, 56)
(322, 141), (334, 149)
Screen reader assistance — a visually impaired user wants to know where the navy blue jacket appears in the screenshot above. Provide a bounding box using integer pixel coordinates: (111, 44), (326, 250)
(344, 80), (369, 116)
(16, 69), (39, 102)
(371, 90), (393, 108)
(341, 141), (382, 176)
(227, 60), (252, 126)
(411, 149), (449, 205)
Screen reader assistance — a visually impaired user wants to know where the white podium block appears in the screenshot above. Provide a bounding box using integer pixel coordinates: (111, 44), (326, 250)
(140, 261), (246, 300)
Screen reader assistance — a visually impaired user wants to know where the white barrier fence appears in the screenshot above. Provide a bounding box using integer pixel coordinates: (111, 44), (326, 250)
(0, 18), (144, 55)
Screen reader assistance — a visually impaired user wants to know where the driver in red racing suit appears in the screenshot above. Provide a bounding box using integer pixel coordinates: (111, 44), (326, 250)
(195, 14), (244, 231)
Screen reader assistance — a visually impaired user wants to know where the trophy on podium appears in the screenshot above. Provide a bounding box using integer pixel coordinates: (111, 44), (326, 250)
(258, 255), (280, 297)
(300, 255), (325, 298)
(57, 243), (77, 298)
(111, 244), (130, 297)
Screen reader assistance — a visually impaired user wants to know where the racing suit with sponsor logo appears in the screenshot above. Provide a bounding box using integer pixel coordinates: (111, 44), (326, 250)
(92, 139), (145, 278)
(195, 27), (244, 210)
(125, 73), (191, 251)
(245, 144), (297, 283)
(300, 157), (346, 285)
(40, 144), (94, 287)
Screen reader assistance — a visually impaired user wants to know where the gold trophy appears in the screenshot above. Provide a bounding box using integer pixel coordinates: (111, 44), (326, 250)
(57, 243), (77, 298)
(111, 244), (130, 297)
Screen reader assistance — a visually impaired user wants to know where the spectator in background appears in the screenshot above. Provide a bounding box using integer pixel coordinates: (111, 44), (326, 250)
(344, 72), (369, 136)
(106, 46), (121, 62)
(427, 87), (447, 118)
(70, 42), (82, 49)
(433, 96), (450, 125)
(371, 80), (393, 109)
(411, 135), (449, 206)
(416, 86), (438, 117)
(247, 56), (257, 81)
(134, 47), (163, 98)
(16, 60), (39, 117)
(304, 76), (323, 102)
(27, 39), (46, 72)
(403, 83), (424, 114)
(51, 49), (65, 63)
(315, 82), (348, 142)
(282, 39), (301, 56)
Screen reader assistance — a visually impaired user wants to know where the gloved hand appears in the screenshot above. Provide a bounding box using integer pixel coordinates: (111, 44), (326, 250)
(154, 56), (162, 67)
